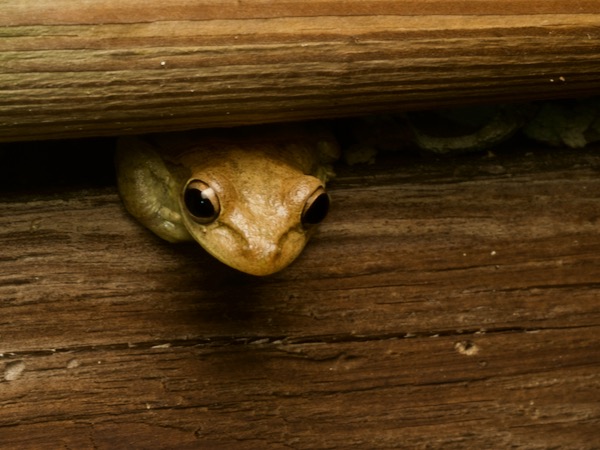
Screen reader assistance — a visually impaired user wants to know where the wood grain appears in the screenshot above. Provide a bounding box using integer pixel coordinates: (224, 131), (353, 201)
(2, 0), (600, 142)
(0, 138), (598, 448)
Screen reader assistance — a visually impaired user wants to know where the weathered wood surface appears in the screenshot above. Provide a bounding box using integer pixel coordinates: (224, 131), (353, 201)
(0, 139), (599, 448)
(2, 0), (600, 142)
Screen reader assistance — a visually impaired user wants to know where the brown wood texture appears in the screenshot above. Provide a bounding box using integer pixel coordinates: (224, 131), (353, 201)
(0, 138), (599, 448)
(2, 0), (600, 142)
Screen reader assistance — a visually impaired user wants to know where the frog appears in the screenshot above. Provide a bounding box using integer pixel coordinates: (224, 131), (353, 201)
(115, 123), (340, 276)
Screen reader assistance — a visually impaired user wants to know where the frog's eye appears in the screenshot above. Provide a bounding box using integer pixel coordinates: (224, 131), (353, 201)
(302, 187), (330, 226)
(183, 180), (220, 223)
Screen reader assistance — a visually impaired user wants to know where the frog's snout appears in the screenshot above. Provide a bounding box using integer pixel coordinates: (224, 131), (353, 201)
(230, 231), (307, 276)
(197, 226), (308, 276)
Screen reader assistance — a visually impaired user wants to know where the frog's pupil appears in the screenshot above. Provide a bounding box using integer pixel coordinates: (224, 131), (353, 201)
(303, 193), (329, 225)
(185, 187), (215, 218)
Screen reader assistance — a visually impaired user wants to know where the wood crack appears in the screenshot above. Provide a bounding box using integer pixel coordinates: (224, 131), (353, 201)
(2, 325), (597, 360)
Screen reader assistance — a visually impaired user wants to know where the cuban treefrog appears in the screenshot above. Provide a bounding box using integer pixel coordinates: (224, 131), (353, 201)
(115, 124), (340, 276)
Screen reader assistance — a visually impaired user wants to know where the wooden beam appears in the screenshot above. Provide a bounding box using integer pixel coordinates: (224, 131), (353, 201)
(0, 140), (599, 447)
(2, 0), (600, 142)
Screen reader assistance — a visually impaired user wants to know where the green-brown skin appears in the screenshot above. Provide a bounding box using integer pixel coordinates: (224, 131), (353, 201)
(115, 124), (339, 276)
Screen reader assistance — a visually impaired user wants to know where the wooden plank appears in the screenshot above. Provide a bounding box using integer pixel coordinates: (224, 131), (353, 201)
(2, 1), (600, 142)
(1, 330), (598, 449)
(0, 139), (599, 448)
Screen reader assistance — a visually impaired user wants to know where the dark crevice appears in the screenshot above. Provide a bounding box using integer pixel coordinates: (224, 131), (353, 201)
(1, 324), (597, 360)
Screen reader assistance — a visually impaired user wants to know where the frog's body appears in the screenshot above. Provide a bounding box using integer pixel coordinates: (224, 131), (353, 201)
(115, 124), (339, 276)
